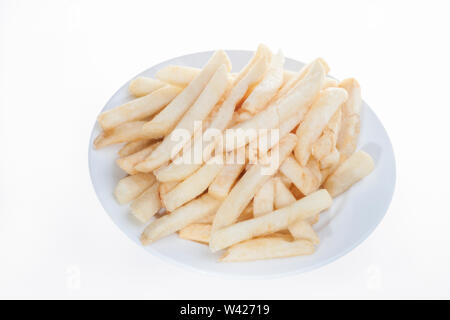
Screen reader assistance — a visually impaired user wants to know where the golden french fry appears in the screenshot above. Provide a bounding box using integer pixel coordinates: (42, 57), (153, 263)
(253, 178), (274, 217)
(114, 173), (156, 204)
(161, 156), (224, 212)
(324, 150), (374, 197)
(212, 134), (297, 232)
(294, 87), (348, 166)
(141, 194), (220, 245)
(94, 121), (147, 149)
(208, 163), (245, 200)
(130, 182), (161, 223)
(337, 78), (362, 159)
(98, 86), (181, 131)
(137, 64), (230, 172)
(210, 189), (332, 252)
(128, 77), (168, 97)
(118, 140), (153, 157)
(141, 50), (231, 139)
(288, 220), (319, 244)
(274, 177), (296, 209)
(241, 50), (285, 114)
(156, 65), (200, 87)
(220, 237), (314, 262)
(279, 156), (321, 196)
(179, 224), (212, 244)
(116, 142), (161, 175)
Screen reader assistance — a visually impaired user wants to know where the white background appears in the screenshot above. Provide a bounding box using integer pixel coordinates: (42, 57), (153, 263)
(1, 0), (449, 299)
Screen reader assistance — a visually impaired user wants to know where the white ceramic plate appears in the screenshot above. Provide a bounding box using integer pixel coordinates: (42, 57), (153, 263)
(88, 50), (396, 278)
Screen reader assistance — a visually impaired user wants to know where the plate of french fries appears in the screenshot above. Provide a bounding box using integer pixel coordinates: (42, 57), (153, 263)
(89, 45), (395, 277)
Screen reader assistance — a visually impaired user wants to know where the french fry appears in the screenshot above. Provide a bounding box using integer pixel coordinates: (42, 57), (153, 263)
(275, 173), (292, 188)
(155, 64), (295, 91)
(211, 134), (297, 232)
(209, 189), (332, 252)
(98, 86), (181, 131)
(282, 70), (296, 84)
(308, 213), (320, 225)
(279, 156), (321, 196)
(274, 177), (296, 209)
(141, 50), (231, 139)
(128, 77), (168, 97)
(196, 192), (253, 224)
(141, 194), (220, 245)
(289, 184), (304, 199)
(156, 65), (200, 87)
(116, 142), (161, 175)
(237, 202), (254, 222)
(118, 140), (153, 157)
(114, 173), (156, 204)
(294, 87), (348, 166)
(152, 50), (270, 180)
(161, 156), (224, 212)
(227, 60), (325, 151)
(253, 178), (274, 217)
(234, 44), (272, 84)
(152, 125), (208, 182)
(312, 108), (342, 162)
(94, 44), (373, 263)
(322, 77), (338, 89)
(94, 121), (147, 149)
(179, 224), (212, 244)
(208, 163), (245, 200)
(130, 182), (161, 223)
(195, 211), (216, 224)
(232, 110), (253, 124)
(288, 220), (319, 244)
(211, 55), (271, 153)
(137, 64), (230, 172)
(280, 182), (317, 225)
(324, 150), (374, 197)
(258, 103), (310, 158)
(275, 58), (329, 104)
(220, 237), (314, 262)
(337, 78), (362, 159)
(241, 50), (285, 114)
(159, 181), (178, 195)
(319, 147), (340, 170)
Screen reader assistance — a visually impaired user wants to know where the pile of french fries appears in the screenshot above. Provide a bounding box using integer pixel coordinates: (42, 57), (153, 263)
(94, 45), (375, 262)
